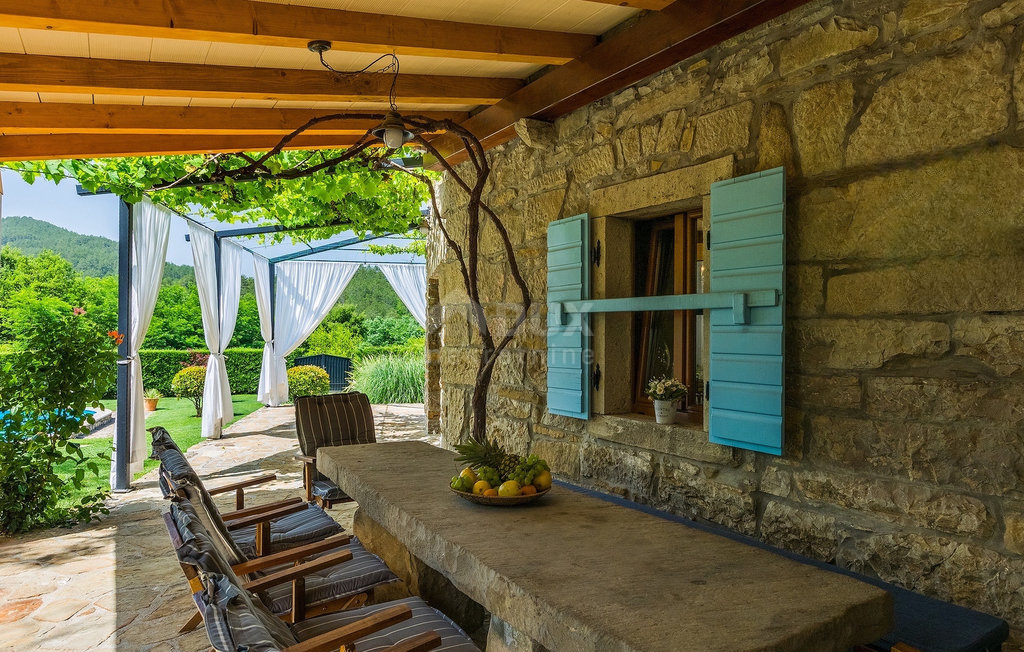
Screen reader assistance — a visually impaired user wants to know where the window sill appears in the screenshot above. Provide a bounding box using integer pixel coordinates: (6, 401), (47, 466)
(588, 413), (735, 466)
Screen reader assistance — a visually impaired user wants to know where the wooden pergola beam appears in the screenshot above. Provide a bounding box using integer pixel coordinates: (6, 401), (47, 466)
(434, 0), (812, 162)
(0, 54), (523, 105)
(0, 102), (467, 136)
(0, 0), (594, 65)
(0, 133), (366, 161)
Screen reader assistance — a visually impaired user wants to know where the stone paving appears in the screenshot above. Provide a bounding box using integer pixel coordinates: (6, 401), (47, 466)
(0, 403), (433, 652)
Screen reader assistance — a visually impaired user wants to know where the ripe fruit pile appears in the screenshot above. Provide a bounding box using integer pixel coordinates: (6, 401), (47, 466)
(450, 439), (552, 498)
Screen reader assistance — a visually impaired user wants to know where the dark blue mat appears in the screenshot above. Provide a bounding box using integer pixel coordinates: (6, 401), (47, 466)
(555, 480), (1009, 652)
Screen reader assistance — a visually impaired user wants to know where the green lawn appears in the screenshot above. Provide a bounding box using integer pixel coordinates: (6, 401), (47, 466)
(55, 394), (263, 508)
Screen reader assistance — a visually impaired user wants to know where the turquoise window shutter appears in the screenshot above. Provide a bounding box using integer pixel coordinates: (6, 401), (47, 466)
(708, 167), (786, 455)
(546, 213), (590, 419)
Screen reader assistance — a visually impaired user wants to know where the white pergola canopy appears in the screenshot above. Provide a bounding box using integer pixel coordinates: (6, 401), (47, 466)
(109, 197), (425, 491)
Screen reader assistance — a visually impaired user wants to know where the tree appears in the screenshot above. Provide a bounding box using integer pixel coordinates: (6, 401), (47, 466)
(7, 115), (527, 444)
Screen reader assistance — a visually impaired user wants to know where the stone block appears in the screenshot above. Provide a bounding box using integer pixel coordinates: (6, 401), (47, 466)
(441, 306), (471, 347)
(983, 0), (1024, 27)
(787, 264), (824, 318)
(717, 46), (774, 97)
(760, 501), (838, 561)
(531, 438), (580, 480)
(1004, 512), (1024, 556)
(440, 348), (479, 386)
(589, 155), (733, 217)
(655, 109), (684, 153)
(954, 315), (1024, 376)
(779, 16), (878, 75)
(440, 387), (470, 447)
(899, 0), (970, 36)
(614, 76), (704, 128)
(807, 416), (1024, 494)
(792, 79), (855, 176)
(760, 465), (792, 497)
(570, 143), (615, 182)
(863, 376), (1024, 424)
(794, 147), (1024, 263)
(756, 102), (794, 172)
(794, 469), (991, 537)
(579, 440), (656, 498)
(588, 414), (735, 465)
(487, 416), (531, 456)
(690, 102), (753, 160)
(788, 374), (862, 410)
(826, 257), (1024, 316)
(656, 460), (758, 534)
(838, 532), (1024, 625)
(790, 318), (949, 372)
(848, 41), (1010, 167)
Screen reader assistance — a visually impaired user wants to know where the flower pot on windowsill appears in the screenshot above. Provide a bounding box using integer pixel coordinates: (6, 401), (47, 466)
(144, 398), (160, 412)
(653, 399), (676, 424)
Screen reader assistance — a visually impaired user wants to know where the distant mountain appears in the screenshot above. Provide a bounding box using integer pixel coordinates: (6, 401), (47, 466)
(0, 215), (194, 283)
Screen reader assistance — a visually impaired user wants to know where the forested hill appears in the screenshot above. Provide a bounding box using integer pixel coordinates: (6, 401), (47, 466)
(1, 215), (194, 283)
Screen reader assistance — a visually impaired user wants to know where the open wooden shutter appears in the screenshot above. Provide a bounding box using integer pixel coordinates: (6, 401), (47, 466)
(708, 167), (786, 455)
(546, 213), (590, 419)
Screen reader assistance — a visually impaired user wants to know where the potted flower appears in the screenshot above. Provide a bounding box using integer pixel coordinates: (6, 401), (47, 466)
(645, 376), (687, 424)
(143, 388), (163, 412)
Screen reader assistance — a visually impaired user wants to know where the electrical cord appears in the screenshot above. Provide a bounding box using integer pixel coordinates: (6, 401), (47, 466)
(316, 51), (401, 110)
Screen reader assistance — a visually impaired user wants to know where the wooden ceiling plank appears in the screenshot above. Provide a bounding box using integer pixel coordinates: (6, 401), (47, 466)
(0, 0), (595, 65)
(0, 101), (467, 135)
(435, 0), (812, 162)
(0, 53), (522, 105)
(0, 133), (366, 161)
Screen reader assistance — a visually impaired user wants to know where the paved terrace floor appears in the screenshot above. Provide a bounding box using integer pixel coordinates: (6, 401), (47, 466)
(0, 403), (433, 652)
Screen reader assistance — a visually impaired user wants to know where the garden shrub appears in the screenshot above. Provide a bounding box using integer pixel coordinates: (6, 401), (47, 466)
(348, 354), (424, 404)
(287, 365), (330, 402)
(0, 292), (117, 534)
(172, 366), (206, 417)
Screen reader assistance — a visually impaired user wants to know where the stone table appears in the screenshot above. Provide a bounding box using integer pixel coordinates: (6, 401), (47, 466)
(318, 441), (892, 652)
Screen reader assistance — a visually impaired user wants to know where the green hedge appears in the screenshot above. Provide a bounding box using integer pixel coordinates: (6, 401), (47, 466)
(99, 348), (300, 398)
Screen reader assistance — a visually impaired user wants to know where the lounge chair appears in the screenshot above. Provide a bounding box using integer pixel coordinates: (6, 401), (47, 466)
(167, 499), (477, 651)
(294, 392), (376, 508)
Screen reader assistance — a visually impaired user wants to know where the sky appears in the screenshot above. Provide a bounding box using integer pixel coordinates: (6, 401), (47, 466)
(0, 169), (195, 266)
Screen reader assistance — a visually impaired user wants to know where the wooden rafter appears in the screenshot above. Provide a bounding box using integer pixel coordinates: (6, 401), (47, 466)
(578, 0), (675, 9)
(0, 0), (594, 65)
(0, 133), (365, 161)
(0, 102), (467, 136)
(0, 54), (522, 105)
(434, 0), (812, 162)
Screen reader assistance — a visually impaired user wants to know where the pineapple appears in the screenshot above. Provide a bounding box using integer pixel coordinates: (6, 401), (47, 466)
(454, 439), (522, 481)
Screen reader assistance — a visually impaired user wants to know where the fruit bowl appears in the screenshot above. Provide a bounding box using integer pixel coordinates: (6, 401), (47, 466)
(450, 486), (550, 506)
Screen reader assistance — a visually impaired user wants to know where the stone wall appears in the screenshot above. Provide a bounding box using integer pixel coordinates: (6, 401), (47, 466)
(427, 0), (1024, 631)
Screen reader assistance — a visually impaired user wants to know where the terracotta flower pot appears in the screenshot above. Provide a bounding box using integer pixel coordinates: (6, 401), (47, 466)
(144, 398), (160, 412)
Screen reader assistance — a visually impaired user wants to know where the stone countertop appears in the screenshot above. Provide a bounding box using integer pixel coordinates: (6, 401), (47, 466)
(318, 441), (892, 652)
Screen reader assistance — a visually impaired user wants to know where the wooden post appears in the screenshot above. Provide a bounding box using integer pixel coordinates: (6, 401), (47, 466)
(113, 200), (133, 492)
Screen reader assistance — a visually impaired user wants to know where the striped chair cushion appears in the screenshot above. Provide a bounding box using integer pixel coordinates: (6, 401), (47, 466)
(200, 572), (299, 652)
(262, 537), (399, 614)
(312, 478), (348, 501)
(294, 392), (376, 458)
(290, 597), (479, 652)
(149, 425), (183, 458)
(157, 448), (251, 567)
(231, 503), (344, 559)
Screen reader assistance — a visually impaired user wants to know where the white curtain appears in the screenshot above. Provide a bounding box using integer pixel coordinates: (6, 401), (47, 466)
(110, 198), (170, 486)
(189, 225), (242, 439)
(377, 263), (427, 328)
(254, 258), (360, 406)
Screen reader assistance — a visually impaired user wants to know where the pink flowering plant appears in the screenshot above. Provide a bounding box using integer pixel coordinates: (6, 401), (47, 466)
(644, 376), (688, 402)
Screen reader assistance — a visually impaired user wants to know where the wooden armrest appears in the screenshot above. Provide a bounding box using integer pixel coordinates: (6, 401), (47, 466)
(242, 549), (354, 593)
(208, 473), (277, 496)
(225, 501), (307, 531)
(295, 454), (316, 463)
(222, 497), (304, 522)
(384, 631), (442, 652)
(283, 604), (412, 652)
(231, 533), (352, 575)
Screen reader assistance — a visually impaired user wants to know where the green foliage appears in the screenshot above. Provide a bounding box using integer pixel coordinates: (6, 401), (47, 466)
(340, 267), (412, 319)
(144, 388), (163, 399)
(287, 365), (330, 402)
(302, 321), (363, 359)
(363, 315), (423, 347)
(0, 292), (117, 534)
(1, 216), (195, 282)
(348, 354), (424, 404)
(0, 245), (90, 340)
(172, 366), (206, 417)
(7, 149), (430, 240)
